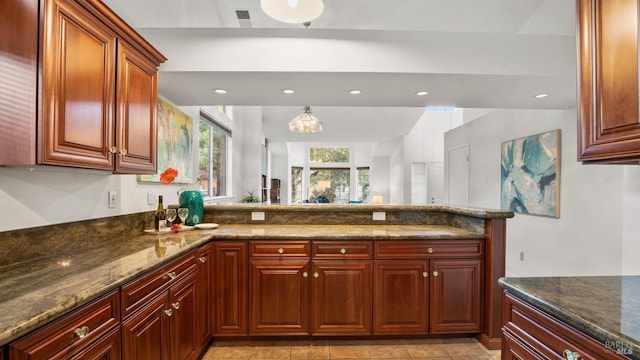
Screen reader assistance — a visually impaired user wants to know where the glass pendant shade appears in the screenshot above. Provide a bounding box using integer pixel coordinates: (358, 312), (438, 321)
(260, 0), (324, 24)
(289, 106), (323, 133)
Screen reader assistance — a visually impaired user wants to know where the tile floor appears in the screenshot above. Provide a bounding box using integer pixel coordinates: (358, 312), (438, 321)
(201, 337), (501, 359)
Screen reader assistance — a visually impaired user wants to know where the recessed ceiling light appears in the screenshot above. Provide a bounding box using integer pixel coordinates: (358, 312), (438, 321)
(214, 89), (227, 94)
(416, 91), (429, 96)
(282, 89), (295, 94)
(534, 93), (549, 99)
(349, 89), (362, 95)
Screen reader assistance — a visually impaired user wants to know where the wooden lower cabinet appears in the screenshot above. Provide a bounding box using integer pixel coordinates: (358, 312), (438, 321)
(311, 260), (372, 336)
(429, 259), (483, 334)
(502, 293), (629, 360)
(195, 244), (213, 348)
(249, 259), (310, 335)
(373, 260), (429, 335)
(213, 241), (248, 336)
(121, 267), (200, 360)
(9, 290), (120, 360)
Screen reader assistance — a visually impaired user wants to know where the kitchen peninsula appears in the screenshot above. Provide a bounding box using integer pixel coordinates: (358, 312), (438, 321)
(0, 204), (512, 359)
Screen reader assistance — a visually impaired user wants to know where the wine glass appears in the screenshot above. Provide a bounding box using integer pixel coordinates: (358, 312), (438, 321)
(177, 208), (189, 225)
(165, 208), (177, 226)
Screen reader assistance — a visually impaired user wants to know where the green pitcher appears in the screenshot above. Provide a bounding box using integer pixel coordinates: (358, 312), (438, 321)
(178, 190), (204, 225)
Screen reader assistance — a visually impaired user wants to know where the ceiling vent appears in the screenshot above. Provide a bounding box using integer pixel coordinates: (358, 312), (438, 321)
(235, 10), (252, 28)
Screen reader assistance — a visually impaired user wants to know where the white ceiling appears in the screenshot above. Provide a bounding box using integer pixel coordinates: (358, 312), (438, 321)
(103, 0), (577, 153)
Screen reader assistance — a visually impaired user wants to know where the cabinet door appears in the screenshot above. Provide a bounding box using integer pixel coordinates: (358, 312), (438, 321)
(311, 260), (372, 336)
(169, 270), (199, 360)
(41, 0), (116, 170)
(114, 40), (158, 174)
(69, 327), (121, 360)
(373, 260), (428, 335)
(121, 294), (170, 360)
(213, 242), (248, 336)
(195, 244), (213, 348)
(249, 259), (310, 335)
(577, 0), (640, 162)
(429, 259), (482, 334)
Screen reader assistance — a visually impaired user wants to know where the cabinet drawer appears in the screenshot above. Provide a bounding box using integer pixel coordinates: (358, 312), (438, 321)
(9, 290), (120, 360)
(504, 294), (628, 360)
(312, 241), (373, 259)
(374, 240), (482, 259)
(250, 241), (310, 257)
(121, 251), (197, 318)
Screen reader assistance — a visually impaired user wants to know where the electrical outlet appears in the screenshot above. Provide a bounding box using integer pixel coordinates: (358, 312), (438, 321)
(372, 211), (386, 221)
(148, 191), (155, 205)
(108, 190), (117, 209)
(520, 252), (525, 261)
(251, 211), (265, 221)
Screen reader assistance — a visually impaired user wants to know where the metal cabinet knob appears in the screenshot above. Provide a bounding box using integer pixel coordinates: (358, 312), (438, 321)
(563, 350), (580, 360)
(428, 248), (433, 254)
(74, 326), (89, 338)
(340, 248), (346, 254)
(423, 272), (428, 278)
(164, 309), (173, 317)
(108, 147), (117, 154)
(167, 271), (177, 280)
(172, 301), (180, 310)
(119, 148), (127, 156)
(314, 272), (319, 278)
(199, 256), (207, 263)
(302, 272), (308, 278)
(433, 271), (439, 277)
(278, 248), (284, 254)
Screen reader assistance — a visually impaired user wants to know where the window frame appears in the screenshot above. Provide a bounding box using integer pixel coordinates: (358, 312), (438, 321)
(198, 110), (232, 200)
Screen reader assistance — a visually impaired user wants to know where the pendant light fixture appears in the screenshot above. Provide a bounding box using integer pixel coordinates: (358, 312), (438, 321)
(260, 0), (324, 24)
(289, 106), (323, 133)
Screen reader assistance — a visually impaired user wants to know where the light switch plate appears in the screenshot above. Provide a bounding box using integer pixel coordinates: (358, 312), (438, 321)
(108, 191), (117, 209)
(148, 191), (155, 205)
(251, 211), (265, 221)
(372, 211), (386, 221)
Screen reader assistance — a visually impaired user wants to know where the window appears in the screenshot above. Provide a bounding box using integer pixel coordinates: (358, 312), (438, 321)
(309, 167), (350, 203)
(310, 147), (350, 163)
(357, 167), (370, 202)
(199, 111), (231, 198)
(291, 166), (303, 203)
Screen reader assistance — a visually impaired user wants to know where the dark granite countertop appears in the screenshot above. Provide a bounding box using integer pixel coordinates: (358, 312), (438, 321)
(0, 223), (484, 347)
(499, 276), (640, 359)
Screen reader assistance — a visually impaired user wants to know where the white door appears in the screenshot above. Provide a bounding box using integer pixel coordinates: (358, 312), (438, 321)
(411, 162), (427, 205)
(427, 162), (444, 204)
(447, 145), (469, 206)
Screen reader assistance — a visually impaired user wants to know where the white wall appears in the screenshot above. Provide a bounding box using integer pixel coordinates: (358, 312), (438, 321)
(444, 108), (638, 276)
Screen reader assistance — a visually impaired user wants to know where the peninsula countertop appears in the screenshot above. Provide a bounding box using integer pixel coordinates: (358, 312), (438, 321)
(499, 276), (640, 359)
(0, 223), (484, 347)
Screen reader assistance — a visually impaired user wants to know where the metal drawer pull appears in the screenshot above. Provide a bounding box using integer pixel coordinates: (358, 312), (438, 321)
(167, 271), (177, 280)
(164, 309), (173, 317)
(172, 301), (180, 310)
(278, 248), (284, 254)
(314, 272), (319, 278)
(423, 272), (428, 278)
(433, 271), (439, 277)
(199, 256), (207, 263)
(563, 350), (580, 360)
(74, 326), (89, 338)
(303, 272), (308, 278)
(340, 248), (346, 254)
(428, 248), (433, 254)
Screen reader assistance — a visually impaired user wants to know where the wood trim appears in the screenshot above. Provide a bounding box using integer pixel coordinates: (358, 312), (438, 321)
(477, 218), (506, 350)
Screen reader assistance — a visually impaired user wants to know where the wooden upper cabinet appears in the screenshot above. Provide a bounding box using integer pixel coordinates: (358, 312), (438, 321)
(41, 0), (117, 170)
(0, 0), (165, 172)
(577, 0), (640, 163)
(114, 40), (158, 173)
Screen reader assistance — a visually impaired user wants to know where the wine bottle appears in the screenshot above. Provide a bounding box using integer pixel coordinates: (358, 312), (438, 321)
(155, 195), (166, 231)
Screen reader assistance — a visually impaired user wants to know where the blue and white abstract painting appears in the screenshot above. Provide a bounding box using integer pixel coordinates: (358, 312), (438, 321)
(501, 129), (560, 218)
